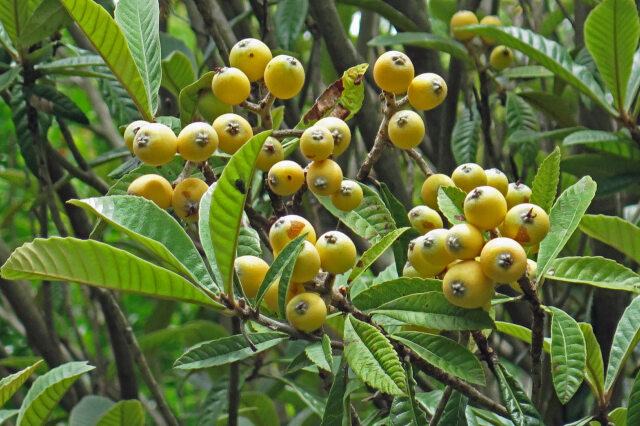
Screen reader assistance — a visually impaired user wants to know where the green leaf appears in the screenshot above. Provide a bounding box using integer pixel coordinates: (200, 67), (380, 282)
(391, 331), (486, 385)
(29, 85), (89, 124)
(98, 76), (140, 124)
(239, 392), (279, 426)
(161, 50), (195, 98)
(502, 65), (555, 79)
(605, 295), (640, 392)
(348, 227), (410, 284)
(495, 321), (551, 354)
(451, 106), (480, 165)
(372, 292), (494, 331)
(548, 307), (586, 404)
(609, 407), (628, 426)
(254, 233), (307, 307)
(275, 0), (308, 51)
(343, 315), (407, 396)
(0, 0), (27, 48)
(320, 357), (348, 426)
(266, 375), (325, 418)
(0, 67), (21, 92)
(178, 71), (229, 126)
(0, 237), (221, 308)
(547, 256), (640, 292)
(437, 186), (466, 225)
(209, 131), (270, 294)
(389, 363), (427, 426)
(315, 182), (396, 245)
(96, 399), (145, 426)
(20, 0), (71, 49)
(0, 360), (43, 407)
(70, 195), (217, 292)
(578, 323), (605, 400)
(628, 368), (640, 425)
(625, 50), (640, 112)
(304, 341), (332, 372)
(17, 361), (95, 426)
(517, 91), (577, 128)
(509, 127), (584, 145)
(198, 182), (223, 286)
(494, 363), (544, 426)
(58, 0), (152, 120)
(439, 390), (468, 426)
(506, 93), (539, 166)
(0, 410), (18, 424)
(584, 0), (639, 110)
(174, 332), (288, 370)
(237, 226), (262, 257)
(461, 25), (616, 116)
(352, 277), (443, 311)
(563, 130), (640, 160)
(114, 0), (161, 115)
(336, 0), (418, 31)
(530, 147), (561, 213)
(379, 182), (418, 276)
(580, 214), (640, 264)
(537, 176), (597, 281)
(367, 32), (470, 64)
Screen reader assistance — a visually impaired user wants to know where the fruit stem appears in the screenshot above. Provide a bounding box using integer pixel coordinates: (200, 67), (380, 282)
(173, 160), (199, 186)
(406, 148), (434, 177)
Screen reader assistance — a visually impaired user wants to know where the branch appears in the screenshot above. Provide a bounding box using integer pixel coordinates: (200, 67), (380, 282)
(406, 148), (434, 177)
(430, 386), (453, 425)
(271, 128), (304, 139)
(228, 317), (241, 426)
(192, 0), (236, 65)
(517, 275), (545, 408)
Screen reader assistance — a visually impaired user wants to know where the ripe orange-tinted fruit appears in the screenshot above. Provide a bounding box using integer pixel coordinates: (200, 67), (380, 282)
(479, 15), (502, 44)
(171, 178), (209, 221)
(269, 215), (316, 253)
(501, 203), (550, 246)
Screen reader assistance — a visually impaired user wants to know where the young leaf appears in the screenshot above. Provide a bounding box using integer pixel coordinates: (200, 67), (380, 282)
(174, 332), (288, 369)
(343, 315), (407, 396)
(367, 32), (469, 64)
(537, 176), (597, 281)
(70, 196), (217, 292)
(530, 147), (561, 213)
(0, 360), (43, 407)
(58, 0), (152, 120)
(320, 357), (348, 426)
(348, 227), (410, 284)
(161, 50), (195, 97)
(437, 186), (466, 225)
(95, 400), (144, 426)
(580, 214), (640, 264)
(627, 369), (640, 425)
(495, 321), (551, 354)
(208, 131), (271, 295)
(372, 292), (494, 331)
(578, 323), (605, 401)
(494, 363), (544, 426)
(548, 307), (586, 404)
(17, 361), (95, 426)
(114, 0), (162, 115)
(389, 363), (428, 426)
(391, 331), (486, 385)
(547, 256), (640, 292)
(0, 237), (222, 309)
(352, 277), (442, 311)
(439, 390), (468, 426)
(460, 25), (616, 116)
(584, 0), (639, 111)
(451, 106), (480, 165)
(274, 0), (308, 51)
(315, 182), (396, 244)
(605, 295), (640, 392)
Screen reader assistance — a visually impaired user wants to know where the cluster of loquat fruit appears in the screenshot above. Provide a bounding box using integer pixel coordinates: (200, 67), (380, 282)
(405, 164), (547, 309)
(450, 10), (515, 71)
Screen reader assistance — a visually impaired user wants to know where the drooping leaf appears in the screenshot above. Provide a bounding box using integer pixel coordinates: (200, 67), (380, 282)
(625, 49), (640, 112)
(348, 227), (410, 284)
(379, 182), (418, 275)
(265, 375), (326, 418)
(392, 331), (486, 385)
(275, 0), (308, 50)
(537, 176), (597, 281)
(494, 363), (544, 426)
(372, 292), (494, 331)
(98, 76), (139, 124)
(389, 363), (428, 426)
(114, 0), (162, 115)
(506, 93), (539, 167)
(367, 32), (470, 64)
(198, 182), (222, 286)
(0, 237), (222, 309)
(605, 296), (640, 392)
(628, 368), (640, 425)
(35, 54), (106, 71)
(530, 147), (561, 213)
(584, 0), (639, 110)
(70, 196), (217, 292)
(549, 307), (586, 404)
(209, 131), (270, 294)
(161, 50), (195, 97)
(20, 0), (71, 49)
(96, 399), (145, 426)
(17, 361), (95, 426)
(439, 390), (468, 426)
(451, 106), (480, 165)
(320, 357), (348, 426)
(58, 0), (152, 120)
(578, 323), (605, 400)
(460, 25), (616, 116)
(547, 256), (640, 292)
(315, 182), (396, 245)
(174, 332), (288, 369)
(343, 315), (407, 396)
(502, 65), (555, 79)
(0, 360), (43, 407)
(28, 85), (89, 124)
(580, 214), (640, 264)
(563, 130), (640, 160)
(0, 0), (27, 48)
(437, 186), (466, 225)
(336, 0), (418, 31)
(352, 277), (442, 311)
(517, 91), (577, 128)
(495, 321), (551, 354)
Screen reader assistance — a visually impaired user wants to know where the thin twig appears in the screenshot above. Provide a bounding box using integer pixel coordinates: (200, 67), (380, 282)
(46, 144), (110, 194)
(228, 317), (241, 426)
(271, 129), (304, 139)
(406, 148), (434, 177)
(173, 160), (199, 186)
(430, 386), (453, 425)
